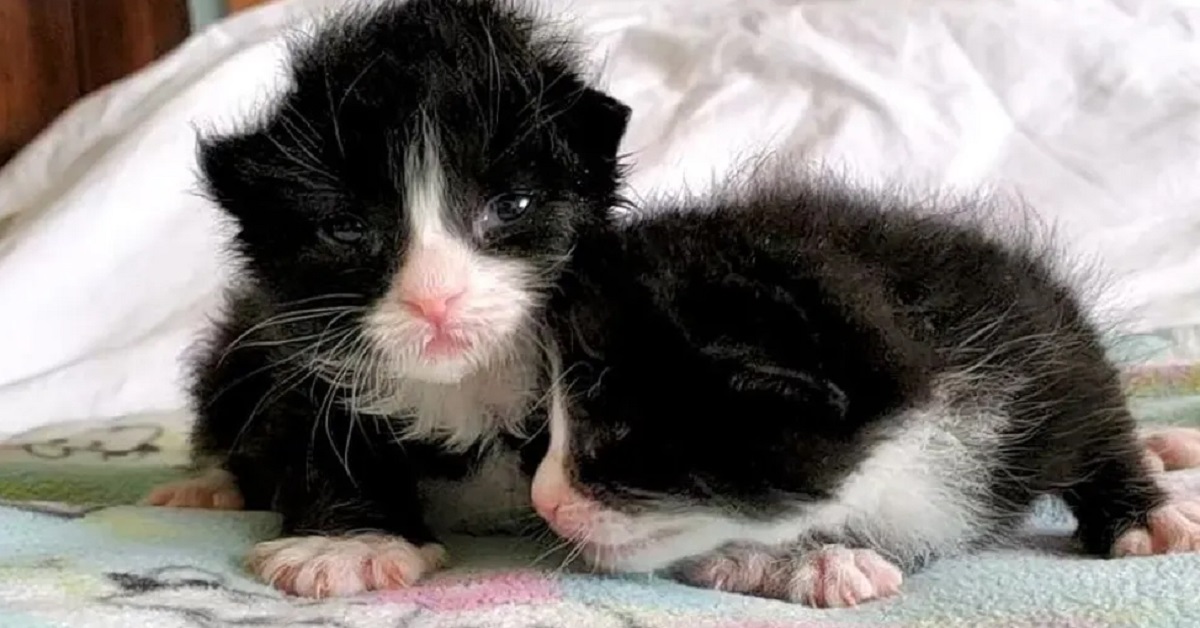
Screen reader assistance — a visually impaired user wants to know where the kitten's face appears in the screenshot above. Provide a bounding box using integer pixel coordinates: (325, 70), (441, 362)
(198, 1), (629, 386)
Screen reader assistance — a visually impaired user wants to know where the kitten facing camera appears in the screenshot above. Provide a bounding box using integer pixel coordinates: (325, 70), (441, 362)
(530, 172), (1200, 607)
(143, 0), (629, 598)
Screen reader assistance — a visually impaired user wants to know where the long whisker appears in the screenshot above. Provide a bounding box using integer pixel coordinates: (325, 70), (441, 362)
(317, 333), (367, 487)
(216, 306), (365, 366)
(555, 541), (586, 576)
(226, 324), (361, 455)
(529, 539), (572, 568)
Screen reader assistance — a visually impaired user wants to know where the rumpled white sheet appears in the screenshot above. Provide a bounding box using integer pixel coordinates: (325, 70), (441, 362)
(0, 0), (1197, 435)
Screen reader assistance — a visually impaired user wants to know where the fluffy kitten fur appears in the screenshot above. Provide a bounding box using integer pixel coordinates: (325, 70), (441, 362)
(148, 0), (1199, 605)
(151, 0), (629, 598)
(530, 172), (1198, 605)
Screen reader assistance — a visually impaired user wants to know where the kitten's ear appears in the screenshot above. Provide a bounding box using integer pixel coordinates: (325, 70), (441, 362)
(196, 130), (288, 227)
(563, 86), (632, 162)
(731, 365), (850, 422)
(704, 344), (851, 424)
(197, 132), (258, 220)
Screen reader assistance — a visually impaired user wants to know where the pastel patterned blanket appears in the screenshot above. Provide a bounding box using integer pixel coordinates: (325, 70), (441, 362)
(3, 480), (1200, 628)
(1, 327), (1199, 627)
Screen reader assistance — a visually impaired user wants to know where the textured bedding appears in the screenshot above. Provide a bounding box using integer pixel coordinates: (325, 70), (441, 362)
(0, 485), (1199, 628)
(2, 0), (1200, 626)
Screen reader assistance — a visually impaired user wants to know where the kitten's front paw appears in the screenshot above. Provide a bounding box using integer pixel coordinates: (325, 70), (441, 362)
(1113, 498), (1200, 556)
(1142, 427), (1200, 473)
(678, 544), (902, 608)
(247, 534), (447, 598)
(679, 545), (778, 594)
(785, 545), (903, 608)
(141, 469), (243, 510)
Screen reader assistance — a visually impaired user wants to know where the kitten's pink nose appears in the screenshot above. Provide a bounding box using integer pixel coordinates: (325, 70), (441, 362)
(532, 471), (596, 538)
(403, 291), (463, 325)
(532, 494), (561, 524)
(535, 496), (597, 539)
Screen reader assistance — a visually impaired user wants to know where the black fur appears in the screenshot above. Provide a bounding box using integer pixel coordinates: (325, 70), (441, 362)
(182, 0), (1164, 598)
(188, 0), (625, 545)
(546, 175), (1165, 569)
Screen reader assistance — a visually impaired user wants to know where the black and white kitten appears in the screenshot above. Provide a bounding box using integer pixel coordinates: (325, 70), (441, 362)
(143, 0), (629, 598)
(529, 174), (1200, 607)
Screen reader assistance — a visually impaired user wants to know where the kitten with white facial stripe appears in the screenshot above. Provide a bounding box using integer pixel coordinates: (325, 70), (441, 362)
(530, 173), (1200, 607)
(143, 0), (629, 598)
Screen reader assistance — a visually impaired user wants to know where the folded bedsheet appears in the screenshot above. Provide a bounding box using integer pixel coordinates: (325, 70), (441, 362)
(0, 329), (1198, 627)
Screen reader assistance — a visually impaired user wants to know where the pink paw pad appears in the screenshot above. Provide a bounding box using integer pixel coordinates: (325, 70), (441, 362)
(1113, 498), (1200, 557)
(141, 469), (244, 510)
(247, 534), (448, 598)
(786, 546), (903, 608)
(1142, 427), (1200, 472)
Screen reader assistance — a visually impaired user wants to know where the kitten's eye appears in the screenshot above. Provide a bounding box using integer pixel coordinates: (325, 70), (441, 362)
(485, 193), (535, 224)
(319, 214), (367, 245)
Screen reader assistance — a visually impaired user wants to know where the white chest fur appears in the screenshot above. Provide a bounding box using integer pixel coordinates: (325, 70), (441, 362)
(356, 363), (536, 450)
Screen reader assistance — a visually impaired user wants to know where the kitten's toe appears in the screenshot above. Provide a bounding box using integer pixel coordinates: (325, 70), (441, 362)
(247, 534), (447, 598)
(785, 545), (903, 608)
(678, 546), (777, 594)
(1142, 427), (1200, 472)
(1142, 449), (1166, 474)
(1113, 498), (1200, 556)
(141, 469), (243, 510)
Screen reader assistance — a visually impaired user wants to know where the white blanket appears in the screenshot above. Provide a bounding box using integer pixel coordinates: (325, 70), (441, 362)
(1, 0), (1198, 435)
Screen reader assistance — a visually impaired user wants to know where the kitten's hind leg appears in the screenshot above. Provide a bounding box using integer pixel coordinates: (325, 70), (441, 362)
(141, 466), (244, 510)
(1062, 419), (1200, 557)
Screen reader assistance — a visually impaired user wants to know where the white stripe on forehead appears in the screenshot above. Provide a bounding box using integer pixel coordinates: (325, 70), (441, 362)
(403, 128), (450, 242)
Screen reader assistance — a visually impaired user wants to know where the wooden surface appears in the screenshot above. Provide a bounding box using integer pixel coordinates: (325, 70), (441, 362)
(0, 1), (79, 166)
(72, 0), (191, 95)
(0, 0), (191, 166)
(228, 0), (276, 13)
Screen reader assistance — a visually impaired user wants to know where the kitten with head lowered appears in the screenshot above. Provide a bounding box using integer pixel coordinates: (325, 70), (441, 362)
(529, 175), (1200, 607)
(142, 0), (629, 598)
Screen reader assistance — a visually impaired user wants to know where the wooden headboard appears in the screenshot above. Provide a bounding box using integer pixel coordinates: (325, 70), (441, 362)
(0, 0), (278, 166)
(228, 0), (277, 11)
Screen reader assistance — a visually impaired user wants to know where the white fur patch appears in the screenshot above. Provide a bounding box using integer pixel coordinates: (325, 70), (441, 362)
(357, 362), (540, 451)
(247, 534), (447, 598)
(530, 375), (572, 515)
(343, 131), (544, 450)
(141, 467), (244, 510)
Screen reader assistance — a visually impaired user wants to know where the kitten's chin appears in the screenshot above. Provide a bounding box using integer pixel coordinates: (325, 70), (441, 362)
(405, 357), (477, 385)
